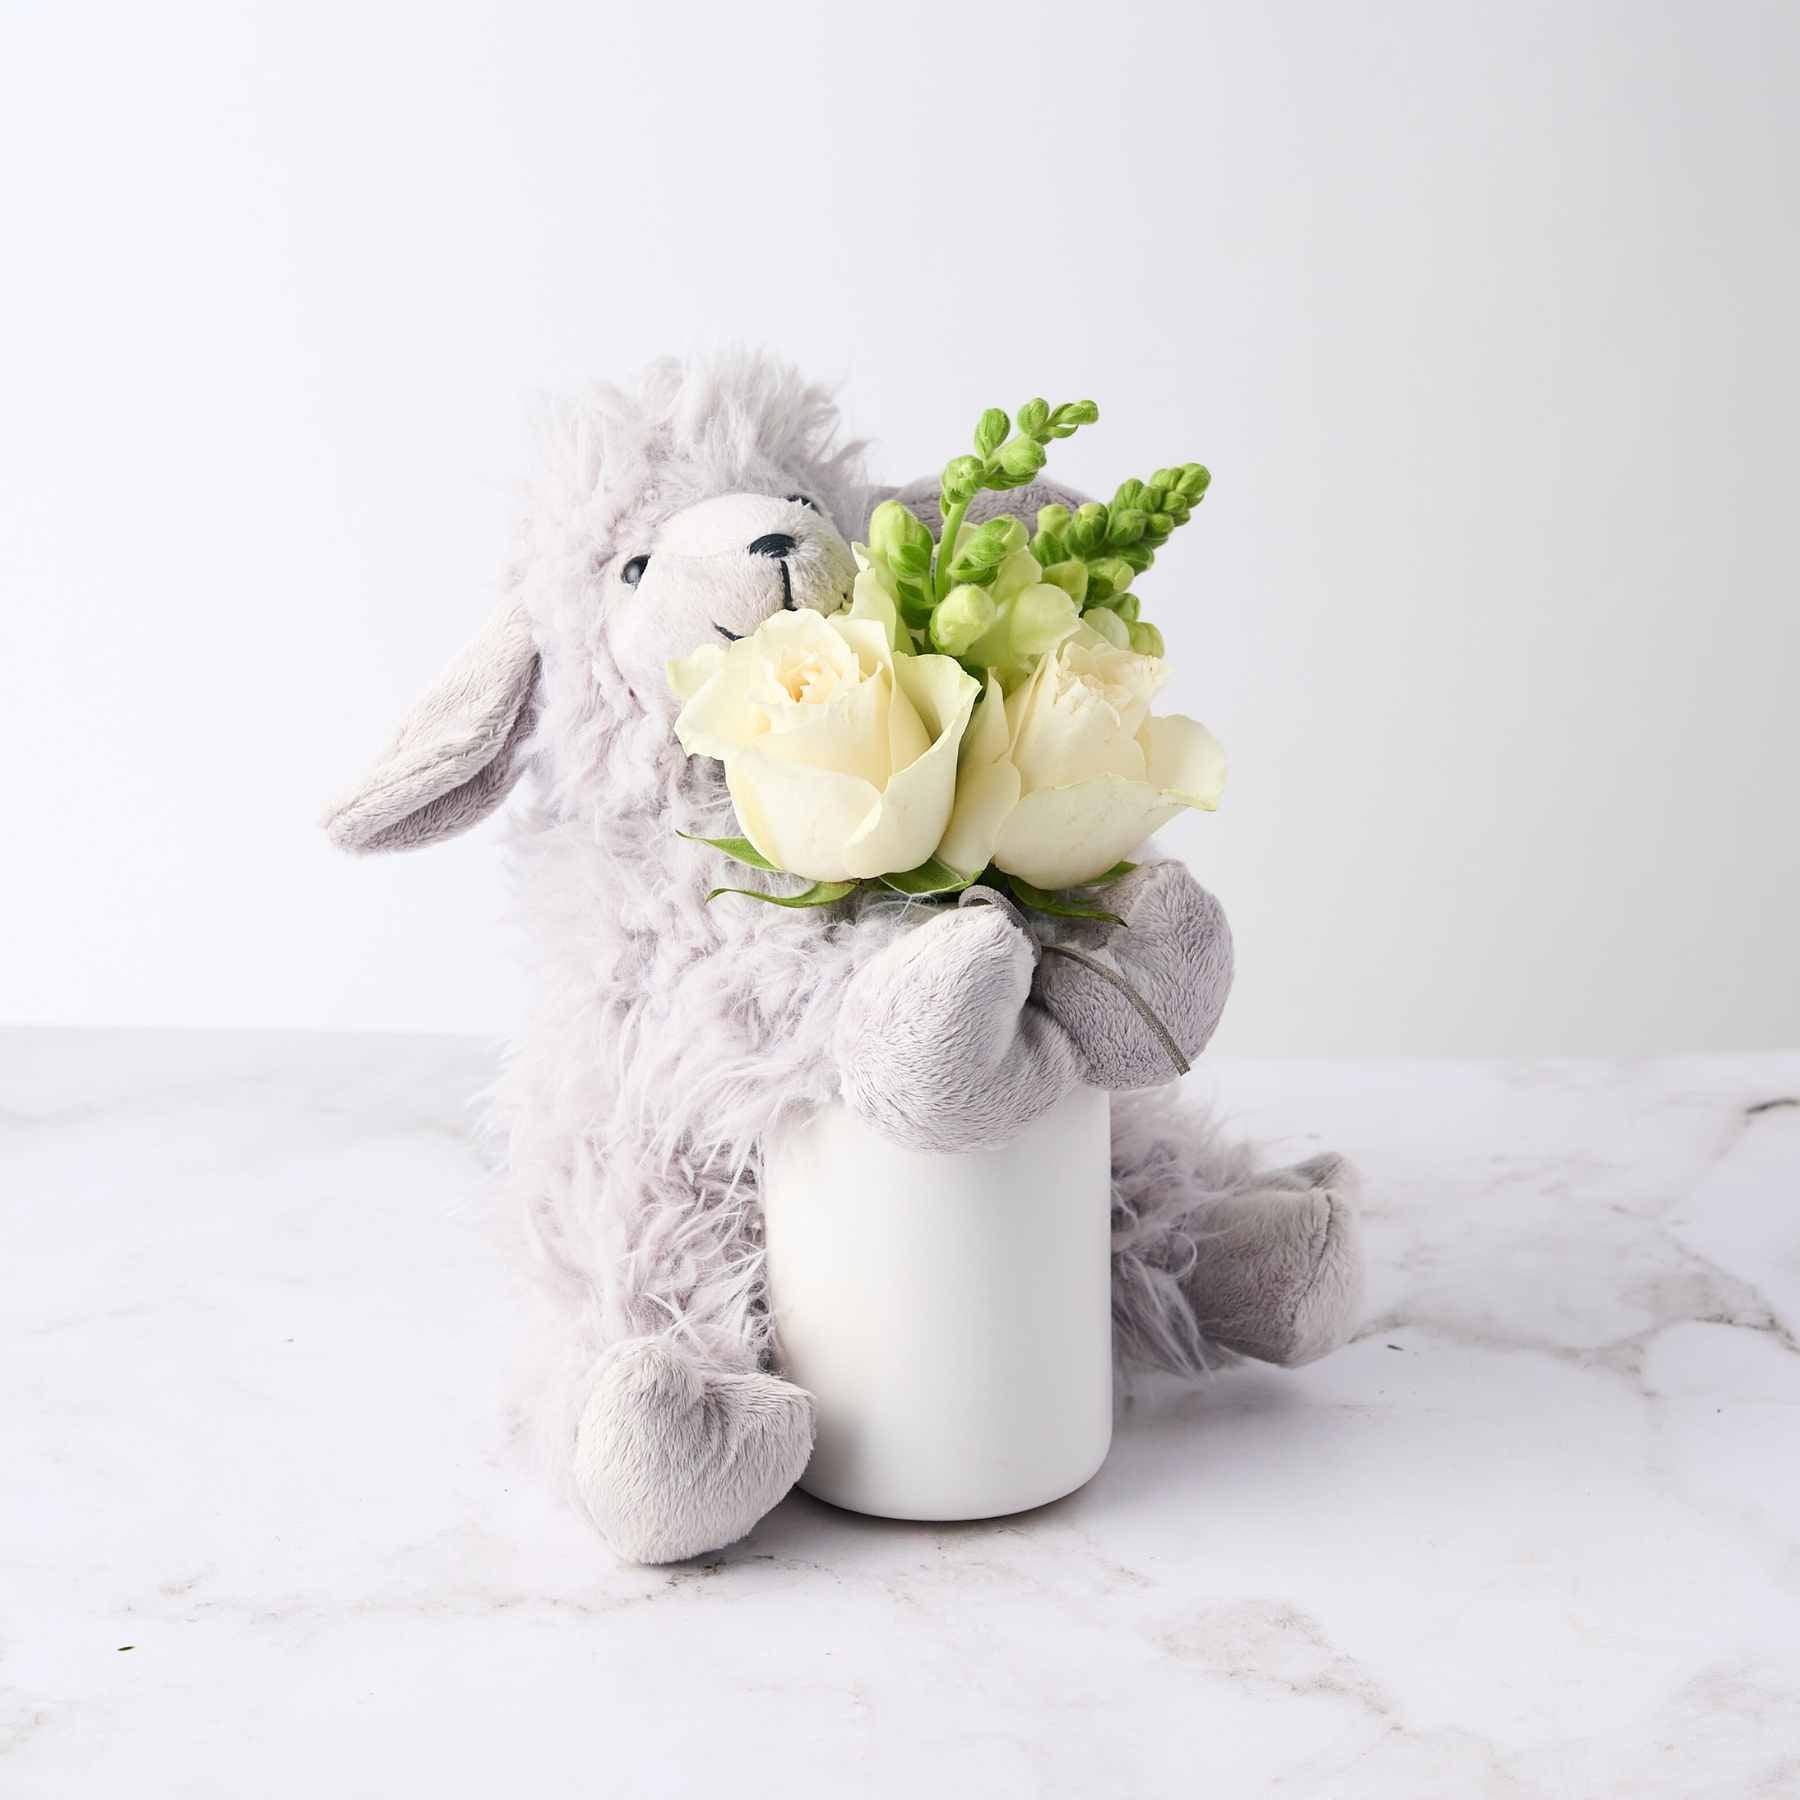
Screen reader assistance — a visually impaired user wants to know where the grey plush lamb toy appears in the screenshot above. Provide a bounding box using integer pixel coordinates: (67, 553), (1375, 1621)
(324, 351), (1365, 1564)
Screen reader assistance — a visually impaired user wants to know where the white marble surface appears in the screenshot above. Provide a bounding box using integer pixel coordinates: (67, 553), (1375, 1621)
(5, 1032), (1800, 1798)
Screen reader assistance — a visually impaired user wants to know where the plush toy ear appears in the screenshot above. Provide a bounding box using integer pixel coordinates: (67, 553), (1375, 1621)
(322, 601), (540, 854)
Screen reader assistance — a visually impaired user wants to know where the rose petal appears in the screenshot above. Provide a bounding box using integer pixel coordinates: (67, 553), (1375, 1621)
(758, 667), (894, 789)
(667, 642), (727, 706)
(1009, 663), (1149, 792)
(891, 651), (975, 743)
(1141, 714), (1227, 809)
(674, 639), (765, 760)
(992, 778), (1188, 890)
(836, 657), (978, 876)
(725, 752), (886, 881)
(935, 675), (1020, 879)
(884, 664), (930, 777)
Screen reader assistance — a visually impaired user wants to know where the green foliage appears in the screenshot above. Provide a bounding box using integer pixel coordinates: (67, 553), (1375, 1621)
(831, 394), (1213, 674)
(930, 585), (998, 655)
(705, 879), (859, 909)
(998, 873), (1127, 927)
(677, 831), (778, 871)
(690, 852), (1139, 924)
(1079, 861), (1138, 888)
(931, 396), (1101, 600)
(878, 856), (980, 897)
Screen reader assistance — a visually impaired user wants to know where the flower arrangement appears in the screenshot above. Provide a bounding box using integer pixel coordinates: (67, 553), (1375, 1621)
(666, 399), (1226, 925)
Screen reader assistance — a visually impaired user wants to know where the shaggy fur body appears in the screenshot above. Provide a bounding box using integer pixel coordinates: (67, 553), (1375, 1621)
(326, 352), (1365, 1565)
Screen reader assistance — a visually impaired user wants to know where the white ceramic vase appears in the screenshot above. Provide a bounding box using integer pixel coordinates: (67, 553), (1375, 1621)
(761, 1084), (1114, 1521)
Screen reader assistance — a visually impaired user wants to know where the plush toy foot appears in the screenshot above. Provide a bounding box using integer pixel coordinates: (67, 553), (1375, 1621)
(574, 1338), (815, 1564)
(1185, 1153), (1365, 1367)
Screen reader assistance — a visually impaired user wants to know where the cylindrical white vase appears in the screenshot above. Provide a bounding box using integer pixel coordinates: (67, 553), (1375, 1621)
(762, 1084), (1113, 1522)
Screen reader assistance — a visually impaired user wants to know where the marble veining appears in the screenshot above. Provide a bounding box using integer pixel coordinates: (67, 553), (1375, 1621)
(4, 1031), (1798, 1797)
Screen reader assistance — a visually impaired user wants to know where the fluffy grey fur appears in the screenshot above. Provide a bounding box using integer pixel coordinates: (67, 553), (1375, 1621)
(325, 351), (1365, 1565)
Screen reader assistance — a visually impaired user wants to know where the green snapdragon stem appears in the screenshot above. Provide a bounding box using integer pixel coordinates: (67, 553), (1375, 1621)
(934, 498), (971, 602)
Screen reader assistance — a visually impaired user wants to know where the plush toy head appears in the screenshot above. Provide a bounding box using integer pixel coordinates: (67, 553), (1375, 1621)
(323, 352), (866, 855)
(604, 490), (856, 692)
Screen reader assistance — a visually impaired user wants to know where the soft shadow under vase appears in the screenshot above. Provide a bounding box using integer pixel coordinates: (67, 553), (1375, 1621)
(762, 1084), (1114, 1522)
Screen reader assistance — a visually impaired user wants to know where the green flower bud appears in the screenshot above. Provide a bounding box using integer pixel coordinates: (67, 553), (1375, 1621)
(1016, 397), (1050, 436)
(1106, 506), (1147, 545)
(1067, 503), (1108, 556)
(1178, 464), (1211, 500)
(1089, 555), (1135, 595)
(986, 513), (1028, 554)
(1031, 526), (1069, 566)
(1110, 592), (1141, 623)
(892, 538), (933, 579)
(1118, 542), (1156, 574)
(1112, 479), (1146, 510)
(868, 500), (933, 572)
(941, 454), (984, 505)
(1147, 512), (1174, 538)
(1128, 620), (1166, 658)
(974, 408), (1010, 458)
(946, 522), (1012, 587)
(930, 584), (999, 656)
(991, 435), (1048, 486)
(1040, 559), (1089, 604)
(1047, 399), (1099, 438)
(1035, 503), (1072, 535)
(1082, 606), (1132, 649)
(966, 582), (1079, 668)
(896, 575), (937, 628)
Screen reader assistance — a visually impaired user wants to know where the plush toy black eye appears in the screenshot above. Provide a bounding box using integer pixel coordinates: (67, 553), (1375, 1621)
(785, 494), (817, 511)
(621, 554), (650, 587)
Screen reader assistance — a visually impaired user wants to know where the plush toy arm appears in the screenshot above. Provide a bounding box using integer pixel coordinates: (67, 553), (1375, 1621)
(832, 892), (1082, 1153)
(1032, 860), (1233, 1090)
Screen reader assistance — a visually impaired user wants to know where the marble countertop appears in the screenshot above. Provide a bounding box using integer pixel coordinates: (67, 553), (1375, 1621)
(5, 1031), (1799, 1798)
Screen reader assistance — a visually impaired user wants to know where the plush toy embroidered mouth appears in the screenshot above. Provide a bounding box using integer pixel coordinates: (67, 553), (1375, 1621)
(713, 543), (807, 640)
(322, 350), (1367, 1565)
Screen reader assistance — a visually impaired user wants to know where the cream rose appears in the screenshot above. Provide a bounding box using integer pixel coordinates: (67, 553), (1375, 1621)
(669, 610), (979, 883)
(939, 625), (1227, 889)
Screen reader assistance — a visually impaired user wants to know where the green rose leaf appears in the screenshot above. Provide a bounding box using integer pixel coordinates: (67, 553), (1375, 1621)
(1078, 861), (1137, 888)
(1002, 874), (1126, 927)
(879, 856), (979, 897)
(706, 880), (860, 909)
(678, 831), (778, 871)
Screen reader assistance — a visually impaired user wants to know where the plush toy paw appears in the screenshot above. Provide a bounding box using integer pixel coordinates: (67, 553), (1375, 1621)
(1033, 861), (1233, 1090)
(834, 892), (1080, 1152)
(574, 1338), (815, 1564)
(1184, 1153), (1365, 1366)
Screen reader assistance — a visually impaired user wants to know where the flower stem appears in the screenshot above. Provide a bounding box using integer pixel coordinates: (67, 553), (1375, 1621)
(934, 497), (970, 602)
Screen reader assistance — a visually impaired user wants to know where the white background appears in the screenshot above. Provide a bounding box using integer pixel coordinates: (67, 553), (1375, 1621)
(4, 1), (1795, 1054)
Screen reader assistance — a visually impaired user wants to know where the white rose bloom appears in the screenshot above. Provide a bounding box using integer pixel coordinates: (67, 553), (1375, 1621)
(968, 626), (1226, 890)
(934, 673), (1020, 879)
(669, 610), (978, 883)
